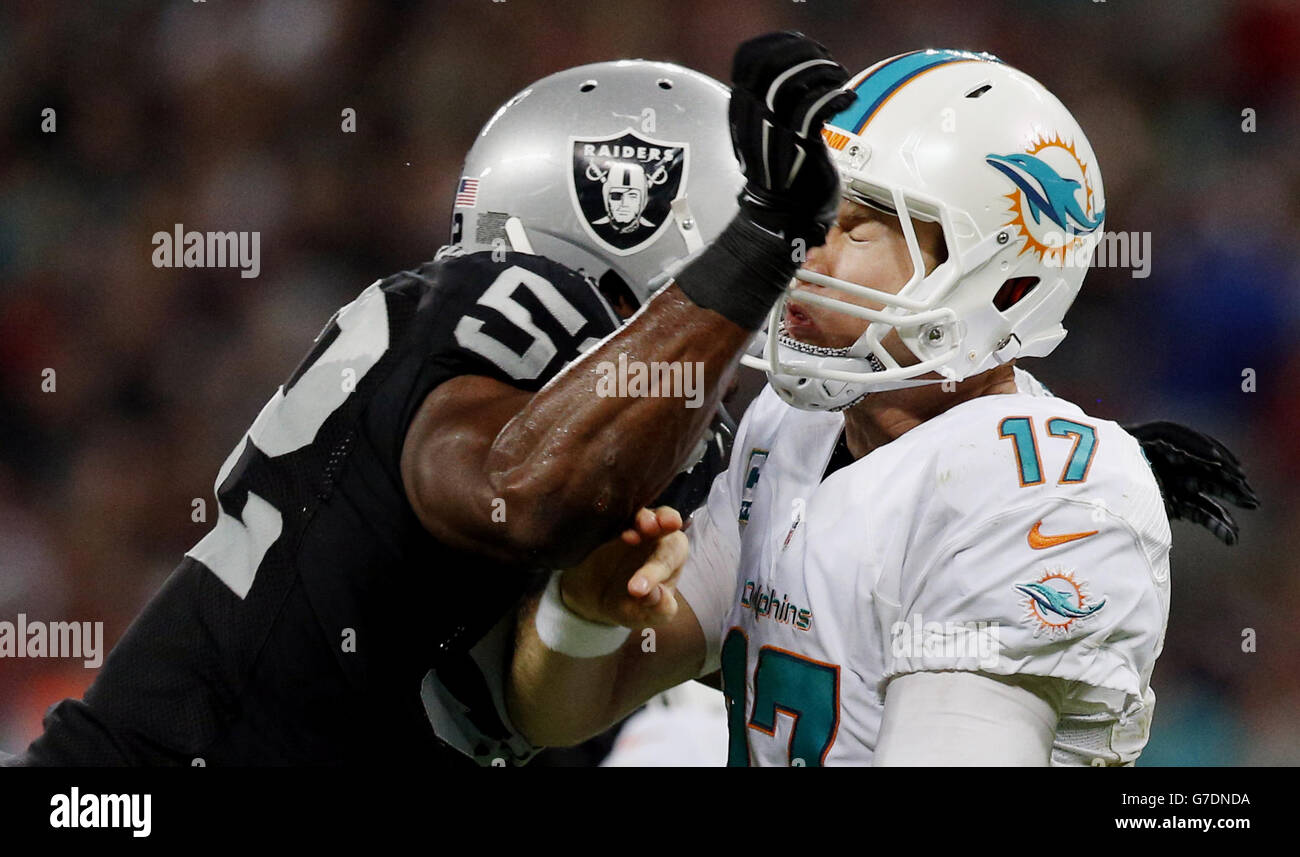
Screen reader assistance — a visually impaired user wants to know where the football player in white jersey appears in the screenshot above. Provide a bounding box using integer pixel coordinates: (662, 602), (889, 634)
(506, 49), (1235, 765)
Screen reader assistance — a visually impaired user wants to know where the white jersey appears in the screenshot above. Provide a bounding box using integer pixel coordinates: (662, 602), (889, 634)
(678, 369), (1171, 766)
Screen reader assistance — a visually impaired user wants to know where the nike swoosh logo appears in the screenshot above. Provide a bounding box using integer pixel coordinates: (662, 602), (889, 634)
(1027, 520), (1098, 550)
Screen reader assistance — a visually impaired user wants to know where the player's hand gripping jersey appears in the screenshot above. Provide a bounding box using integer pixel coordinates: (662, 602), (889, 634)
(20, 251), (626, 766)
(682, 369), (1171, 766)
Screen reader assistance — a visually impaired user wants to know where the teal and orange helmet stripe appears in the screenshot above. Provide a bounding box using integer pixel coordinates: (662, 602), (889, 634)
(827, 49), (1002, 136)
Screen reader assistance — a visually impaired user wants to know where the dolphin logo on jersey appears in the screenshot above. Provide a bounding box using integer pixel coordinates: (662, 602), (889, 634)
(986, 134), (1104, 267)
(1015, 581), (1105, 619)
(1016, 569), (1105, 638)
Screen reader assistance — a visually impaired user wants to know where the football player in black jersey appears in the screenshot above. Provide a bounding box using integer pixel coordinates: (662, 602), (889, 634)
(8, 37), (862, 766)
(6, 34), (1256, 767)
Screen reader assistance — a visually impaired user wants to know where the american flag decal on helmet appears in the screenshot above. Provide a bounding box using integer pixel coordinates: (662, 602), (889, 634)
(454, 177), (479, 208)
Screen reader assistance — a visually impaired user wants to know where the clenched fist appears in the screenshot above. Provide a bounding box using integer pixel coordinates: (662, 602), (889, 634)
(728, 31), (856, 245)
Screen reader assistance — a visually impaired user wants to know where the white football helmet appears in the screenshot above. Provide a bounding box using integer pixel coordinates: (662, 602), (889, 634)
(742, 49), (1107, 410)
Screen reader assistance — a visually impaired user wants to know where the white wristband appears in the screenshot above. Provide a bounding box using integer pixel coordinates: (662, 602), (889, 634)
(535, 570), (630, 658)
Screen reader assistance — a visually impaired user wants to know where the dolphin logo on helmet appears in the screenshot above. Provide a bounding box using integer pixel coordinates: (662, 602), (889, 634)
(985, 152), (1105, 236)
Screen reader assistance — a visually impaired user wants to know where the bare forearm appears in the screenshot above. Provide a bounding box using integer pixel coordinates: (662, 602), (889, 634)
(507, 593), (627, 747)
(486, 284), (752, 564)
(507, 572), (707, 748)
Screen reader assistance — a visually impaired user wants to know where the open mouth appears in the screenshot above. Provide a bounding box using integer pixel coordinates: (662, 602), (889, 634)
(783, 300), (817, 337)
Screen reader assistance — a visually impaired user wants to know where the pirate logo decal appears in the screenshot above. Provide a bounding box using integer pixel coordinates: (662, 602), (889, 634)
(570, 129), (687, 255)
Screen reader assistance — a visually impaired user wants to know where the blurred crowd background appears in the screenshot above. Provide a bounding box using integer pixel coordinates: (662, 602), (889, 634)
(0, 0), (1296, 764)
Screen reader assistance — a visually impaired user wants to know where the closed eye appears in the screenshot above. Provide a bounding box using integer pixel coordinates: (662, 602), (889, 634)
(844, 225), (875, 245)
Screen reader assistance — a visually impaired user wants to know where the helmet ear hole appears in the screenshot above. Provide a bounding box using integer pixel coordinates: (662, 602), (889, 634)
(993, 276), (1040, 312)
(597, 269), (639, 319)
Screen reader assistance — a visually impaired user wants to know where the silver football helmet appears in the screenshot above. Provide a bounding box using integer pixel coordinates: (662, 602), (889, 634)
(452, 61), (743, 303)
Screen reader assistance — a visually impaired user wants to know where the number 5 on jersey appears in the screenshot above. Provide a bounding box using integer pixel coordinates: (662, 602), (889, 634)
(454, 266), (591, 381)
(187, 283), (389, 598)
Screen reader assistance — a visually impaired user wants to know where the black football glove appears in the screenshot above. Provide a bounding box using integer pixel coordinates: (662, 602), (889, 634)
(728, 31), (856, 246)
(1126, 421), (1260, 546)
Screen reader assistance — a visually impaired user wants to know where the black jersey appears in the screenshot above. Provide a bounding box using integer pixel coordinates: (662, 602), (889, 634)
(15, 250), (627, 766)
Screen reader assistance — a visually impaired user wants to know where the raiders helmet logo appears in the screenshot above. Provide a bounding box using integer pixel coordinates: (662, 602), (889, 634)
(570, 129), (687, 256)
